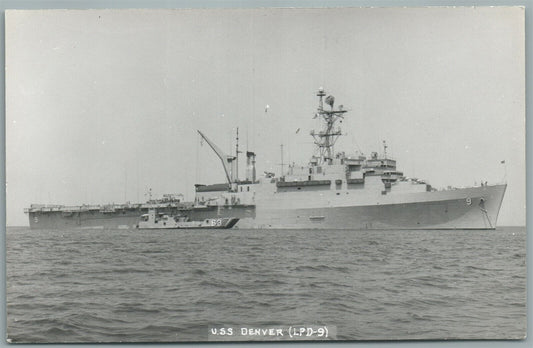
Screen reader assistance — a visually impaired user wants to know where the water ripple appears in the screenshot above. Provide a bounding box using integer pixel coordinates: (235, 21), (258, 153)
(6, 226), (526, 343)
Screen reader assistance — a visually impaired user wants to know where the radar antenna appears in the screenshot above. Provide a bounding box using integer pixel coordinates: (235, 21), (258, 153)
(310, 88), (347, 164)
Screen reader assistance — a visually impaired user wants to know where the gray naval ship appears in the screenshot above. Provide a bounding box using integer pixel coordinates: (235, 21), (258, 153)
(26, 88), (506, 230)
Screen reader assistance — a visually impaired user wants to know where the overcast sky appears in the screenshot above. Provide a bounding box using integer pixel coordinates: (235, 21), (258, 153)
(6, 7), (525, 226)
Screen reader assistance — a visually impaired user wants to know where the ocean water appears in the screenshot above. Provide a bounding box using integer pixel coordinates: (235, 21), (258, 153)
(6, 226), (526, 343)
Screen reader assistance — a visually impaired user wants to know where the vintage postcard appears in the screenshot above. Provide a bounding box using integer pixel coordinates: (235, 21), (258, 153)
(5, 7), (526, 343)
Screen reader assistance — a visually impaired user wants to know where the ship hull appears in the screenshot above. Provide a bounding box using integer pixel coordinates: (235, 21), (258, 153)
(235, 184), (507, 230)
(138, 217), (239, 230)
(27, 184), (506, 230)
(27, 206), (188, 230)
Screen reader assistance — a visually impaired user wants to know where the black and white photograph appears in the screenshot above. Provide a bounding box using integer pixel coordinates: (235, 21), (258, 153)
(5, 6), (526, 343)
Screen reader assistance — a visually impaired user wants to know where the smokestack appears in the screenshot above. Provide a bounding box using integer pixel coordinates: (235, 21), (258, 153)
(246, 151), (256, 182)
(229, 157), (237, 182)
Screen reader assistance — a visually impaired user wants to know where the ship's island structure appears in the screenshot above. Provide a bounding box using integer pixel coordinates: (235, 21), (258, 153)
(25, 88), (506, 230)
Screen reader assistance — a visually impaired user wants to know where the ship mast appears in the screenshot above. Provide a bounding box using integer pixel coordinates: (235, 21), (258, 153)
(235, 127), (241, 182)
(310, 87), (347, 164)
(280, 144), (284, 177)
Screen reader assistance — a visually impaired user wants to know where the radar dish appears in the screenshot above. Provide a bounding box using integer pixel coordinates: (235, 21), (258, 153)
(325, 95), (335, 108)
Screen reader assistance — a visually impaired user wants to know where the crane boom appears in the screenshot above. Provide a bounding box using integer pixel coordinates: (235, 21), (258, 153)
(197, 130), (235, 184)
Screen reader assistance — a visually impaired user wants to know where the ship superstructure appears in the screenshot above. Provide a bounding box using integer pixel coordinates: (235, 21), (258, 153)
(26, 88), (506, 230)
(191, 88), (506, 229)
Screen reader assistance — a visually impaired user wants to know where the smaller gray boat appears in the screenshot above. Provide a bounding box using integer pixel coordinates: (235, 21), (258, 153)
(137, 209), (239, 229)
